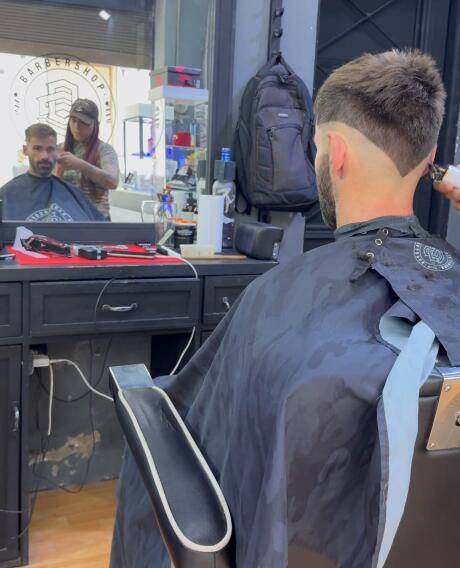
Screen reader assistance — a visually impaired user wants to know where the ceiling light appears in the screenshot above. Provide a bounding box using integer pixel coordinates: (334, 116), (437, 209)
(99, 10), (111, 21)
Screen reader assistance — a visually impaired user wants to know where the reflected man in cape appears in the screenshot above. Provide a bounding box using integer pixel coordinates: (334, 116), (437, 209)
(0, 123), (104, 222)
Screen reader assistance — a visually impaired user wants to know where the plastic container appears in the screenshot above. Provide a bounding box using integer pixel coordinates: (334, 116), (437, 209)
(212, 158), (236, 249)
(173, 219), (197, 248)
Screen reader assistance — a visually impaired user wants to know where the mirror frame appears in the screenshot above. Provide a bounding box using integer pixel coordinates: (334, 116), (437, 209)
(2, 0), (237, 242)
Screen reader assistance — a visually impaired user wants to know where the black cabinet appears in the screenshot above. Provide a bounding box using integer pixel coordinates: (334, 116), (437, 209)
(0, 260), (274, 567)
(0, 346), (21, 565)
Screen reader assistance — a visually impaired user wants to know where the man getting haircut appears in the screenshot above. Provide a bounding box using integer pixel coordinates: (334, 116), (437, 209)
(110, 50), (459, 568)
(0, 123), (104, 221)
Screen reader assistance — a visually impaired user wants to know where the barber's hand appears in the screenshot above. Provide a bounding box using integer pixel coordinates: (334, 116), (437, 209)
(56, 152), (85, 171)
(54, 163), (64, 177)
(434, 164), (460, 213)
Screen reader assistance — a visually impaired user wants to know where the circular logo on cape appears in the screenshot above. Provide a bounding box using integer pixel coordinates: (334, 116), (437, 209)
(10, 54), (115, 142)
(413, 243), (454, 272)
(26, 204), (74, 222)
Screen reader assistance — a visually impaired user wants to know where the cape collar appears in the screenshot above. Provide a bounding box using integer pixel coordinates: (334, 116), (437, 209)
(334, 215), (429, 240)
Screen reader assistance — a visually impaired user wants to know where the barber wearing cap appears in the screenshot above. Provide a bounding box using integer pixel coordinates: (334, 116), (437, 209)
(56, 98), (119, 219)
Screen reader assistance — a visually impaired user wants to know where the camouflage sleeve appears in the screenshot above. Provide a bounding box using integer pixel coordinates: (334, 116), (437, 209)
(99, 142), (120, 178)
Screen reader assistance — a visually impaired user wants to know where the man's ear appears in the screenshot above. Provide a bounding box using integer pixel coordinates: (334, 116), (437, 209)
(22, 144), (28, 157)
(327, 131), (347, 178)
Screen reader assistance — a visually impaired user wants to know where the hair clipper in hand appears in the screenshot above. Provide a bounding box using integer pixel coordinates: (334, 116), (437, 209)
(428, 163), (460, 186)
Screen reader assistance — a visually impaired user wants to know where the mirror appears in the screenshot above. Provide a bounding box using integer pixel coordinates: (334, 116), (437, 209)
(0, 0), (211, 223)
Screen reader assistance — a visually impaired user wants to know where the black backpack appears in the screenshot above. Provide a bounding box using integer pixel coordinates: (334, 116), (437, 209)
(234, 54), (317, 213)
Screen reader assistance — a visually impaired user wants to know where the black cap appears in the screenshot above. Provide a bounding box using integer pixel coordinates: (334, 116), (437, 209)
(69, 98), (99, 124)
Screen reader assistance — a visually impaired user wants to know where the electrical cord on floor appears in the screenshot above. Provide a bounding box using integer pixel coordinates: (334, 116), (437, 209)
(32, 378), (94, 496)
(47, 363), (54, 436)
(49, 359), (113, 402)
(43, 357), (113, 442)
(32, 337), (113, 494)
(36, 339), (113, 403)
(34, 278), (118, 495)
(161, 246), (198, 375)
(4, 278), (120, 533)
(170, 328), (196, 375)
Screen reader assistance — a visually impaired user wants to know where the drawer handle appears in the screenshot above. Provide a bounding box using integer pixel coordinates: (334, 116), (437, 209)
(222, 296), (231, 311)
(101, 302), (138, 313)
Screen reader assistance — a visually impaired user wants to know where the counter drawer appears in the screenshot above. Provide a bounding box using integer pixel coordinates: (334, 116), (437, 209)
(29, 279), (200, 336)
(0, 283), (21, 338)
(203, 275), (257, 325)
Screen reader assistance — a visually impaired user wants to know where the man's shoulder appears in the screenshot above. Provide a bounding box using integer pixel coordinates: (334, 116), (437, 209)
(1, 174), (29, 192)
(254, 240), (347, 283)
(240, 240), (349, 306)
(51, 174), (83, 194)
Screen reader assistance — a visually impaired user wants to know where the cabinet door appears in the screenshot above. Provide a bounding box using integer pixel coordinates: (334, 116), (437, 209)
(203, 275), (257, 325)
(0, 346), (21, 564)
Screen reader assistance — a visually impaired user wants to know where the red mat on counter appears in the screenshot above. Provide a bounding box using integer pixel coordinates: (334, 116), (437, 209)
(7, 244), (182, 266)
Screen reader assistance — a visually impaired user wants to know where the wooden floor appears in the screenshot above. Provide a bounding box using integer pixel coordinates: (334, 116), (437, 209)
(28, 480), (117, 568)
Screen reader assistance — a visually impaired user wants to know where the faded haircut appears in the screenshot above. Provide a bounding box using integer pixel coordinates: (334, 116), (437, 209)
(25, 123), (57, 142)
(315, 49), (446, 175)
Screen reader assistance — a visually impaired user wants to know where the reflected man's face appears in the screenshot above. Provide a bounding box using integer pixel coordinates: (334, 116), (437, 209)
(24, 135), (57, 177)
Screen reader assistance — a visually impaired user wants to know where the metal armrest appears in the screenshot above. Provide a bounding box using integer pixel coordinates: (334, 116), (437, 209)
(109, 364), (233, 568)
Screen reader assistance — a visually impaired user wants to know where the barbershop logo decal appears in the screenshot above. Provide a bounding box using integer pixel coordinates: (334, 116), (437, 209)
(10, 54), (115, 141)
(414, 243), (454, 272)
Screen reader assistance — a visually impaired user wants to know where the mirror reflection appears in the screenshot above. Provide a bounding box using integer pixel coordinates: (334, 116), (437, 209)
(0, 0), (210, 223)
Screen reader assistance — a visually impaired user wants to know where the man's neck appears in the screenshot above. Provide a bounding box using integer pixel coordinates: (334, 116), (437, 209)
(335, 188), (415, 229)
(28, 170), (52, 179)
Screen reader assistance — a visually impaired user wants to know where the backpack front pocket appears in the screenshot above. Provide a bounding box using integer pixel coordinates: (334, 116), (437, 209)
(268, 124), (309, 192)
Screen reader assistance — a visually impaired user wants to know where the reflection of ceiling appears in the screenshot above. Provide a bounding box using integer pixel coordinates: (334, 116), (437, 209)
(0, 1), (155, 68)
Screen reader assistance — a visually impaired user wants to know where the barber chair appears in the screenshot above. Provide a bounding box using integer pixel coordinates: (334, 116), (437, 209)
(110, 364), (460, 568)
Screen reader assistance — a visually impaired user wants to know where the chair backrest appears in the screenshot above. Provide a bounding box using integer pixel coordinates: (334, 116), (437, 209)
(111, 363), (460, 568)
(385, 367), (460, 567)
(287, 368), (460, 568)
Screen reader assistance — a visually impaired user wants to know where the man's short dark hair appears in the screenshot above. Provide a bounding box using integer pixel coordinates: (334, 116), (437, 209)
(315, 49), (446, 175)
(25, 123), (57, 142)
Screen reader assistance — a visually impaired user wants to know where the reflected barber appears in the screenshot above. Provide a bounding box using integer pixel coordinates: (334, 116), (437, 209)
(56, 98), (119, 220)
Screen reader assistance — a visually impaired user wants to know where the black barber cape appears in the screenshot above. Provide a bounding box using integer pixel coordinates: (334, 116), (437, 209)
(110, 216), (460, 568)
(0, 173), (105, 221)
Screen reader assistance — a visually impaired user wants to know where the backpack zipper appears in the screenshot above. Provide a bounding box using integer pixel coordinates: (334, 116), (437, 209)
(268, 123), (303, 136)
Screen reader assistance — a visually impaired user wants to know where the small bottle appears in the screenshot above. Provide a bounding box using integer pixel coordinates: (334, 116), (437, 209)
(196, 160), (207, 198)
(212, 154), (236, 249)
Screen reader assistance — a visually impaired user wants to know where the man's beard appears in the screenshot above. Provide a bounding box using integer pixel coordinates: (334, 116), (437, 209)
(316, 154), (337, 229)
(30, 159), (54, 177)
